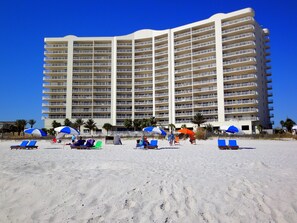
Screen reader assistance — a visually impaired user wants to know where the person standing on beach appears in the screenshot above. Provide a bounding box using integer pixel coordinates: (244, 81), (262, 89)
(168, 132), (174, 146)
(71, 135), (76, 143)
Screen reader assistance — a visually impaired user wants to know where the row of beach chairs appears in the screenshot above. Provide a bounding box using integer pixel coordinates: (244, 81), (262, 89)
(70, 140), (103, 150)
(218, 139), (239, 150)
(10, 140), (103, 150)
(10, 140), (38, 150)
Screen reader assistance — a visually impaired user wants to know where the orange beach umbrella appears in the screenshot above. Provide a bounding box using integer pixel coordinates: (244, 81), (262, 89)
(177, 128), (195, 136)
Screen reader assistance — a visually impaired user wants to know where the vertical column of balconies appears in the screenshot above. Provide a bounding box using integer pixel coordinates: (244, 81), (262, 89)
(154, 34), (170, 126)
(116, 40), (133, 126)
(43, 41), (68, 121)
(221, 14), (260, 123)
(134, 38), (154, 120)
(264, 29), (273, 127)
(72, 41), (94, 119)
(173, 23), (218, 126)
(191, 23), (217, 123)
(173, 28), (193, 125)
(92, 40), (112, 120)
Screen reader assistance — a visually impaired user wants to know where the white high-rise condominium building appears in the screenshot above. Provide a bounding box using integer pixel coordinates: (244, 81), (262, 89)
(43, 8), (272, 133)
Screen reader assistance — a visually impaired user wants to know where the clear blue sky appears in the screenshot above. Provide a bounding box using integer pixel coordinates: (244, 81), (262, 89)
(0, 0), (296, 129)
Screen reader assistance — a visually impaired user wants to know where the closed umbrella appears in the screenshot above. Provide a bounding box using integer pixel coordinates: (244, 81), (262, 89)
(24, 128), (47, 137)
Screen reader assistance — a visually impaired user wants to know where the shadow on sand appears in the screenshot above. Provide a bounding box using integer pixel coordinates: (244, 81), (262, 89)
(239, 147), (256, 150)
(158, 146), (180, 150)
(43, 147), (63, 150)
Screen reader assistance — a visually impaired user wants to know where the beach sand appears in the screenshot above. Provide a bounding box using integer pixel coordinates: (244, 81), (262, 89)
(0, 138), (297, 222)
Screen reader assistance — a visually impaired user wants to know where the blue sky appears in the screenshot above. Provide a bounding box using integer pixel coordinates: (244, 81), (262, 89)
(0, 0), (296, 128)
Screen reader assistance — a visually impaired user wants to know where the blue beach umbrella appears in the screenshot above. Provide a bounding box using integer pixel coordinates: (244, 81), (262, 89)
(54, 126), (80, 135)
(226, 125), (239, 134)
(24, 128), (47, 137)
(143, 126), (167, 136)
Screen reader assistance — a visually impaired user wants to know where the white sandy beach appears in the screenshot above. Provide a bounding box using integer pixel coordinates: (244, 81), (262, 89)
(0, 138), (297, 223)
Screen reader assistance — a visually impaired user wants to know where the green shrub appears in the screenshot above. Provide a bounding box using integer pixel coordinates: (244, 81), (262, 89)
(195, 127), (207, 140)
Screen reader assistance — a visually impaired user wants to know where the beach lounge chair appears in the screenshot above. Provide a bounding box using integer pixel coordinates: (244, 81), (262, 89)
(21, 140), (38, 150)
(10, 140), (29, 150)
(147, 140), (158, 149)
(92, 140), (103, 149)
(135, 139), (144, 149)
(71, 139), (95, 149)
(218, 139), (228, 150)
(228, 139), (239, 150)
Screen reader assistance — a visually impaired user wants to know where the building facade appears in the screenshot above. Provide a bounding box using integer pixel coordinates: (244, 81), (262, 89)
(42, 8), (273, 133)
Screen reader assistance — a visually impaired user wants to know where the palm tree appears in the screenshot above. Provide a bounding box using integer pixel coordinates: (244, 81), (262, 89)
(52, 120), (61, 128)
(149, 116), (157, 127)
(15, 119), (27, 136)
(205, 124), (213, 133)
(28, 119), (36, 128)
(192, 113), (206, 128)
(133, 119), (142, 131)
(124, 119), (133, 131)
(168, 123), (176, 133)
(74, 118), (84, 132)
(280, 120), (285, 129)
(181, 124), (187, 129)
(283, 118), (296, 132)
(140, 119), (150, 129)
(102, 123), (113, 135)
(257, 124), (263, 134)
(84, 119), (97, 134)
(64, 118), (72, 127)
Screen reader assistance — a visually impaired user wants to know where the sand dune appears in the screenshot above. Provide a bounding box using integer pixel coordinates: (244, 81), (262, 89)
(0, 139), (297, 222)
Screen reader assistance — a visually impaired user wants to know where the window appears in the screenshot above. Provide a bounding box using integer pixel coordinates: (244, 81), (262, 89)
(242, 125), (249, 130)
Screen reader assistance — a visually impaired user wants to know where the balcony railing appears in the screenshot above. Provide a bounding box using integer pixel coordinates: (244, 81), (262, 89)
(222, 16), (254, 27)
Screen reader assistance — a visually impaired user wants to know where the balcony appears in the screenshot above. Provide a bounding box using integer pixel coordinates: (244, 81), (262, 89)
(224, 65), (257, 74)
(222, 25), (254, 35)
(192, 25), (215, 35)
(192, 33), (215, 42)
(223, 57), (256, 66)
(222, 16), (254, 27)
(45, 50), (67, 55)
(223, 49), (256, 59)
(224, 82), (257, 90)
(225, 99), (258, 106)
(225, 107), (258, 114)
(193, 94), (217, 101)
(222, 33), (255, 43)
(224, 74), (257, 82)
(193, 87), (217, 93)
(224, 90), (258, 98)
(194, 102), (218, 108)
(223, 41), (255, 50)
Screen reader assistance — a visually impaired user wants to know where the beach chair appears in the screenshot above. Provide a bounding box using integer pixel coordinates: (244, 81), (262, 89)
(71, 140), (95, 150)
(10, 140), (29, 150)
(228, 139), (239, 150)
(147, 140), (158, 149)
(218, 139), (228, 150)
(92, 140), (103, 149)
(135, 139), (144, 149)
(22, 140), (38, 150)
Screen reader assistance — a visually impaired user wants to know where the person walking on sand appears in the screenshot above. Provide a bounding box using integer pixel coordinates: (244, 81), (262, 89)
(168, 132), (174, 146)
(71, 135), (76, 143)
